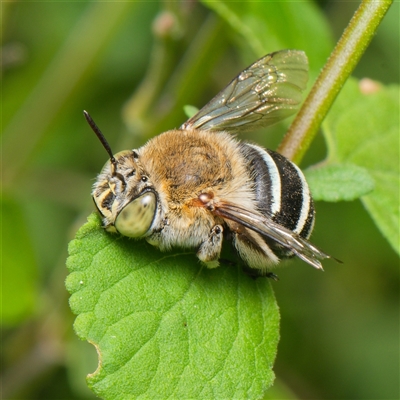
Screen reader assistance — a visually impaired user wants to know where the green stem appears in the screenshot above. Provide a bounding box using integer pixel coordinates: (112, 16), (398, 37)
(121, 5), (183, 136)
(121, 13), (225, 147)
(277, 0), (393, 164)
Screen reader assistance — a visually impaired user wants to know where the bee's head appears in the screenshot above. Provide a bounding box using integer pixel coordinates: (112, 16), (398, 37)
(84, 111), (157, 238)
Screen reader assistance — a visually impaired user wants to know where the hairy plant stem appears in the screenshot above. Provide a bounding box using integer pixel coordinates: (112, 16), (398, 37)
(277, 0), (393, 164)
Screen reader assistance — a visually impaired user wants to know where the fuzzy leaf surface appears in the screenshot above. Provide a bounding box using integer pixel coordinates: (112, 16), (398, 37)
(66, 214), (279, 399)
(305, 163), (375, 202)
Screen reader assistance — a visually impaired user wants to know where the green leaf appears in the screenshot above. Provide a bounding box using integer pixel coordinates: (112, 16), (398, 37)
(183, 104), (199, 119)
(201, 0), (333, 75)
(322, 78), (399, 254)
(304, 163), (375, 202)
(66, 214), (279, 399)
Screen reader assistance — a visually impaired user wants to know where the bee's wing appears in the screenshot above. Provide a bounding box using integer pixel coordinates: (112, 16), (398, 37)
(181, 50), (309, 133)
(214, 201), (331, 270)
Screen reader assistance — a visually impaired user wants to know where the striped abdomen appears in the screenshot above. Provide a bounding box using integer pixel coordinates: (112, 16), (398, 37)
(240, 143), (315, 259)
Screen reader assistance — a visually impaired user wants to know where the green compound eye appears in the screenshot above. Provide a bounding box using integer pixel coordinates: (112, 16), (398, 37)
(115, 192), (156, 237)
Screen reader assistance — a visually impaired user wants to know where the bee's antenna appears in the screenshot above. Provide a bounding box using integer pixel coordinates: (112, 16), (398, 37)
(83, 110), (116, 163)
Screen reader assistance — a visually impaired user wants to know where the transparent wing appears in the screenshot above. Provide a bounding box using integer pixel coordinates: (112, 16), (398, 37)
(181, 50), (309, 133)
(213, 201), (332, 270)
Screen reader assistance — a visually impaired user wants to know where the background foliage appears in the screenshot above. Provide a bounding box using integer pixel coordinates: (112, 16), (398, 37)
(2, 1), (399, 399)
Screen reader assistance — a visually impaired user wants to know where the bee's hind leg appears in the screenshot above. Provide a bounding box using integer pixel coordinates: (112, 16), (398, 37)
(197, 225), (224, 269)
(241, 265), (280, 281)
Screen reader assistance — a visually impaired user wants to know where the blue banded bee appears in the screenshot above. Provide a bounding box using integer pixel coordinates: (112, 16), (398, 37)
(86, 50), (333, 277)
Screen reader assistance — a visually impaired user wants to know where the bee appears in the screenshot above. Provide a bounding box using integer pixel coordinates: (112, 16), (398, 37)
(86, 50), (333, 278)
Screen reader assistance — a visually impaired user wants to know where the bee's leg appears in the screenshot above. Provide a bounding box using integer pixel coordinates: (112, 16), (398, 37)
(266, 272), (280, 281)
(241, 266), (280, 280)
(197, 225), (224, 269)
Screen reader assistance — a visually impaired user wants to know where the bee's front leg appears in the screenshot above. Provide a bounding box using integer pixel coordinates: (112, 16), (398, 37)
(196, 225), (224, 269)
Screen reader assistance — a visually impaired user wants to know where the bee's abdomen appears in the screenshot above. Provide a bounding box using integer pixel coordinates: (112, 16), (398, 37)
(241, 143), (315, 244)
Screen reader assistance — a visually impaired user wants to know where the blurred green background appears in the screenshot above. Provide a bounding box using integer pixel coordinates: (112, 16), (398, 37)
(2, 1), (399, 399)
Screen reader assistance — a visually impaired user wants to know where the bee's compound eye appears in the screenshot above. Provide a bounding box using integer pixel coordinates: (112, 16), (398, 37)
(115, 192), (156, 238)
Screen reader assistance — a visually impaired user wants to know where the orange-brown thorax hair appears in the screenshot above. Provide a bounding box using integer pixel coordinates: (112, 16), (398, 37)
(139, 128), (255, 206)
